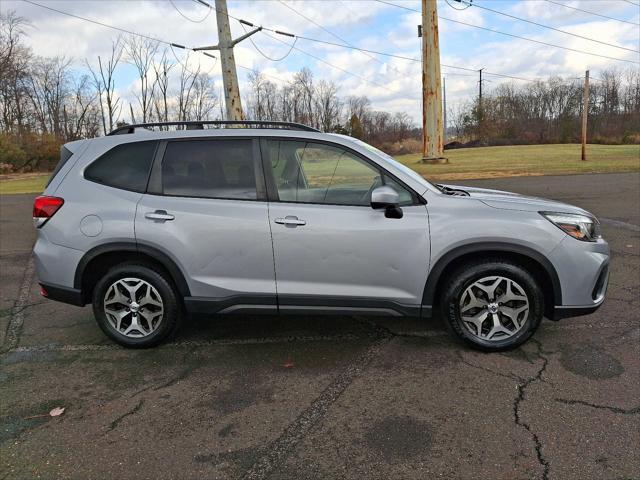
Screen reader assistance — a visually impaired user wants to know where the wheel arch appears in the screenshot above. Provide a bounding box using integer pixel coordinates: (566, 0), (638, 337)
(74, 241), (191, 304)
(423, 242), (562, 316)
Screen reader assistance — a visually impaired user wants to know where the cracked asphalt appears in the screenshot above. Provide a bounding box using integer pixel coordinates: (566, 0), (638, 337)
(1, 172), (639, 480)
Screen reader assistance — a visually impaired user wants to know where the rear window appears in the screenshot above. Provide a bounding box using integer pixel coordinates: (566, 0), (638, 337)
(85, 141), (157, 192)
(46, 146), (74, 187)
(161, 139), (257, 200)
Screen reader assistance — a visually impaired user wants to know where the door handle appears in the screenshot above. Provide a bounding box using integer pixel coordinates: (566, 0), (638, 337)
(274, 215), (306, 227)
(145, 210), (175, 222)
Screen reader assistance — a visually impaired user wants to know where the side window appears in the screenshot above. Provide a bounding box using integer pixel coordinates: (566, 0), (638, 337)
(267, 140), (380, 206)
(161, 139), (257, 200)
(267, 140), (415, 206)
(85, 141), (157, 192)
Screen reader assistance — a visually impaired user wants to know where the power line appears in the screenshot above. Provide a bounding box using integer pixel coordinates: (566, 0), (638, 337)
(619, 0), (640, 6)
(241, 24), (299, 62)
(22, 0), (218, 68)
(276, 0), (386, 68)
(262, 30), (417, 97)
(275, 0), (409, 82)
(545, 0), (639, 26)
(456, 0), (639, 53)
(22, 0), (177, 47)
(20, 0), (610, 92)
(375, 0), (639, 64)
(169, 0), (212, 23)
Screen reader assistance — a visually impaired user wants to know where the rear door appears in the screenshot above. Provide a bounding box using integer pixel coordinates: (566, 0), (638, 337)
(135, 137), (277, 312)
(262, 139), (431, 316)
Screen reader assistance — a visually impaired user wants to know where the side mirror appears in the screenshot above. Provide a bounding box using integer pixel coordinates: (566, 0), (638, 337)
(370, 185), (403, 219)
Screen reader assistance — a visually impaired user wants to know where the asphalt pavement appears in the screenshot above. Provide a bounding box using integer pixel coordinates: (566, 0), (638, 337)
(1, 172), (638, 480)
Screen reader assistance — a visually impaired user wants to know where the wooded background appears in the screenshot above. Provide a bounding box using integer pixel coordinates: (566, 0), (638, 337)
(1, 11), (638, 173)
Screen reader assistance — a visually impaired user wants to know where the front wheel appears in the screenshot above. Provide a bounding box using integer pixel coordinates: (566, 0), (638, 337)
(442, 260), (544, 351)
(92, 263), (182, 348)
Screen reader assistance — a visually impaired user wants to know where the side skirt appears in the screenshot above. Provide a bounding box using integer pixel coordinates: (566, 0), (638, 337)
(184, 294), (429, 318)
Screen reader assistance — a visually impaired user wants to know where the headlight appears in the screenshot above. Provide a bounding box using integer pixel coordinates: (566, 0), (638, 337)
(540, 212), (602, 242)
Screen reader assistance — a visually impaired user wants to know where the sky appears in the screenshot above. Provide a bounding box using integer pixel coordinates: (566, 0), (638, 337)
(3, 0), (639, 125)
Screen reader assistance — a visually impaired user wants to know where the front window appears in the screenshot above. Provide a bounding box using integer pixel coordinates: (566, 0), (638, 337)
(343, 136), (435, 191)
(266, 140), (413, 206)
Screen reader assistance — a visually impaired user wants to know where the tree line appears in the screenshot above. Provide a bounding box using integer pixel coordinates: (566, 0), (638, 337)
(1, 11), (220, 172)
(1, 10), (638, 173)
(450, 70), (640, 146)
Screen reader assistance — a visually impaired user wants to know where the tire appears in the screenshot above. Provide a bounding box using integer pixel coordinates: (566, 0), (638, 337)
(92, 263), (182, 348)
(442, 258), (544, 351)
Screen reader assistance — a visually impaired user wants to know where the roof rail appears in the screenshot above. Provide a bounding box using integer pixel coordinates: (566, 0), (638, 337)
(107, 120), (320, 135)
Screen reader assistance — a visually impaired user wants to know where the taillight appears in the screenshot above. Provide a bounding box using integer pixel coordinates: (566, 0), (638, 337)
(33, 195), (64, 228)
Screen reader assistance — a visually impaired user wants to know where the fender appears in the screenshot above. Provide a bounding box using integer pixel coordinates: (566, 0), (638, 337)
(74, 241), (191, 297)
(422, 241), (562, 308)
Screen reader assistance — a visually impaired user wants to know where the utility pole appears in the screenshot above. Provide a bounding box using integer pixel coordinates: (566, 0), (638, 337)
(443, 76), (447, 145)
(477, 67), (484, 142)
(420, 0), (447, 163)
(581, 70), (590, 161)
(194, 0), (261, 120)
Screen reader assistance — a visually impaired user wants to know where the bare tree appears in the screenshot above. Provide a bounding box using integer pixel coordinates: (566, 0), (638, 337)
(87, 37), (123, 134)
(125, 35), (158, 123)
(190, 73), (219, 121)
(315, 80), (341, 132)
(175, 57), (199, 121)
(152, 49), (173, 123)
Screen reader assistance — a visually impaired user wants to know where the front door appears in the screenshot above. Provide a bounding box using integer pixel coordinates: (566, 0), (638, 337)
(263, 139), (431, 316)
(135, 138), (277, 312)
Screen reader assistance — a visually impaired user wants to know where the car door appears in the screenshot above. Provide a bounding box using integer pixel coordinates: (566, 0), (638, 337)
(135, 137), (277, 312)
(262, 138), (431, 316)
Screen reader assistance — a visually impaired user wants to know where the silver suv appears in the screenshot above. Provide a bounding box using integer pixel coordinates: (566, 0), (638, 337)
(33, 121), (609, 351)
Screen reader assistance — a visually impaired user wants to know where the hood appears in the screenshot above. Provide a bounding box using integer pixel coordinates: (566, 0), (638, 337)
(441, 184), (594, 217)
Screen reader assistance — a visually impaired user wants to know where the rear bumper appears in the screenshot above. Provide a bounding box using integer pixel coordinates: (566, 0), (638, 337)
(40, 282), (85, 307)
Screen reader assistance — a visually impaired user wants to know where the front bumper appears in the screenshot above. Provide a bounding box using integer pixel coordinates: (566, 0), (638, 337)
(548, 237), (610, 320)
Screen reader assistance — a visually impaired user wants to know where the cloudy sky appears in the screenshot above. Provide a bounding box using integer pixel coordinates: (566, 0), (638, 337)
(4, 0), (639, 124)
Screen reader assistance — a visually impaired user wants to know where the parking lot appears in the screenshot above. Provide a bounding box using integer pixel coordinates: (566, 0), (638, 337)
(1, 172), (638, 480)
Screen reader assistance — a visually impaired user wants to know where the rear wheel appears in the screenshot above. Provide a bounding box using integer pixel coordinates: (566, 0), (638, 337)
(443, 259), (543, 351)
(92, 263), (182, 348)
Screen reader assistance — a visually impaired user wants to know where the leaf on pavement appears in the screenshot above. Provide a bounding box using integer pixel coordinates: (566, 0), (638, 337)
(49, 406), (65, 417)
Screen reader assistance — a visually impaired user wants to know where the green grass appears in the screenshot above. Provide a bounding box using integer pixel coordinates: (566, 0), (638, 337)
(0, 174), (49, 195)
(0, 144), (638, 195)
(396, 143), (640, 181)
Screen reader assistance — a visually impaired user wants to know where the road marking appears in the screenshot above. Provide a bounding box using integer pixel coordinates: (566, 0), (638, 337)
(600, 217), (640, 232)
(1, 255), (35, 354)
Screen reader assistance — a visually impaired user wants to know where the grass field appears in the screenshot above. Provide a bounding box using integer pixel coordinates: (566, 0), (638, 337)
(397, 143), (640, 181)
(1, 143), (638, 195)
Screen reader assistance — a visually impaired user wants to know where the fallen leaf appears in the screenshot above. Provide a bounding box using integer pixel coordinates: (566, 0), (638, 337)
(49, 407), (65, 417)
(626, 244), (633, 248)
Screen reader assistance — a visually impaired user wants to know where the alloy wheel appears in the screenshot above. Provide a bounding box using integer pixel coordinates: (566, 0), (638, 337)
(458, 275), (529, 342)
(103, 277), (164, 338)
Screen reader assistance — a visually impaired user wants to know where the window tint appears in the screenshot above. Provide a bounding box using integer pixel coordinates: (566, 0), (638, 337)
(85, 141), (156, 192)
(267, 140), (413, 206)
(161, 140), (257, 200)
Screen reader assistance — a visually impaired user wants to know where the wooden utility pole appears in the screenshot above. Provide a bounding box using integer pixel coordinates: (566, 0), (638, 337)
(442, 76), (447, 145)
(420, 0), (447, 163)
(581, 70), (590, 161)
(194, 0), (261, 120)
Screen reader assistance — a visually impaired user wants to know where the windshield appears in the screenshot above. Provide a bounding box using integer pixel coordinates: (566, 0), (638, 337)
(341, 136), (436, 191)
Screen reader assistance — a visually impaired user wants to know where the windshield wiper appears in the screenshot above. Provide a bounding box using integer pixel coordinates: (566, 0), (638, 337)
(436, 184), (470, 197)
